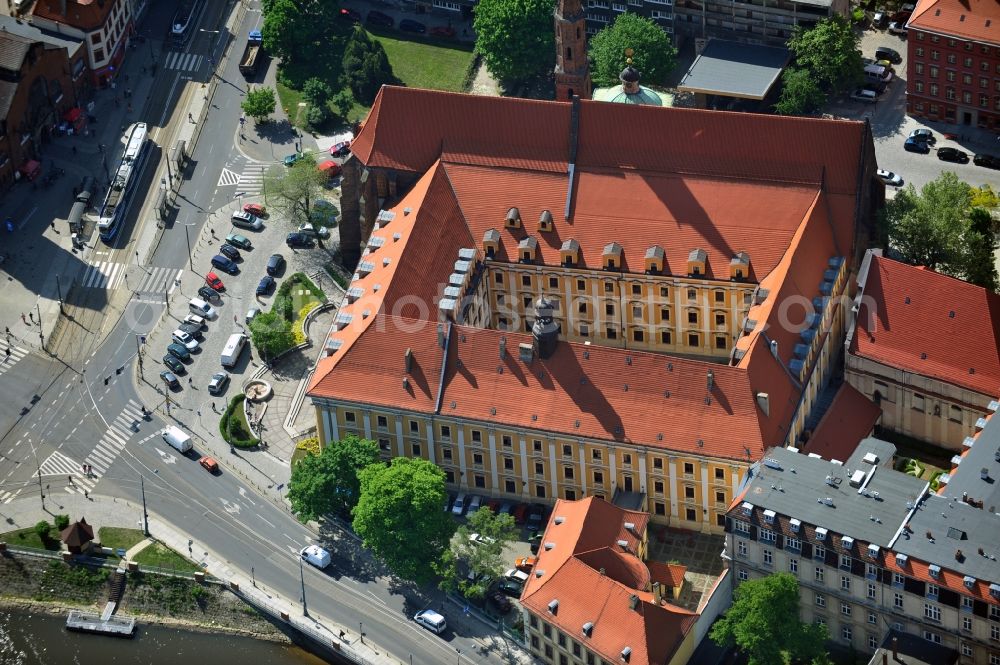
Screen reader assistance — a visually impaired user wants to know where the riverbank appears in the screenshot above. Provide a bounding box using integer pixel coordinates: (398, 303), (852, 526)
(0, 554), (291, 644)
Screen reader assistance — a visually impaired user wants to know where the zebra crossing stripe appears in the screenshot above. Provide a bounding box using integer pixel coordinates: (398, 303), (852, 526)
(165, 51), (203, 72)
(104, 429), (128, 447)
(218, 168), (241, 187)
(87, 456), (109, 472)
(82, 262), (127, 290)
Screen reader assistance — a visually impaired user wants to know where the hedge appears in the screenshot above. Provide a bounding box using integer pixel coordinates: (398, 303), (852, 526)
(219, 394), (260, 449)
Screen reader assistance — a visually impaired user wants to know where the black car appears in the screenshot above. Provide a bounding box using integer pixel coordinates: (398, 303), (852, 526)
(488, 591), (512, 613)
(526, 503), (547, 527)
(286, 232), (315, 248)
(162, 355), (185, 374)
(974, 153), (1000, 169)
(875, 46), (902, 64)
(367, 10), (393, 28)
(496, 578), (524, 597)
(160, 370), (180, 389)
(937, 146), (969, 163)
(219, 243), (241, 261)
(256, 275), (275, 296)
(178, 322), (202, 339)
(198, 285), (220, 301)
(400, 18), (426, 33)
(266, 253), (285, 276)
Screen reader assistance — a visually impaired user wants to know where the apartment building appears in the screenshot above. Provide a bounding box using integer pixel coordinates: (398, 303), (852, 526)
(31, 0), (134, 87)
(844, 251), (1000, 451)
(520, 497), (697, 665)
(672, 0), (849, 46)
(312, 86), (880, 534)
(725, 422), (1000, 663)
(905, 0), (1000, 129)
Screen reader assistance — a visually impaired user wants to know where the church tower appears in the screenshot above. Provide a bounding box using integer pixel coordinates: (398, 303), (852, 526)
(554, 0), (591, 101)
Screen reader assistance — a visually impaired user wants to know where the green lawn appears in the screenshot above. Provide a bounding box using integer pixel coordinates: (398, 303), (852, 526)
(370, 31), (475, 93)
(133, 541), (201, 573)
(97, 527), (146, 552)
(1, 526), (61, 551)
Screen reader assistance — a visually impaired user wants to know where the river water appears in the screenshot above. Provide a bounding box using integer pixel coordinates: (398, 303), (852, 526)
(0, 610), (329, 665)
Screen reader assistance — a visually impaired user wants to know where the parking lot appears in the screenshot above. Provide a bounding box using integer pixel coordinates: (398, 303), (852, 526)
(827, 27), (1000, 194)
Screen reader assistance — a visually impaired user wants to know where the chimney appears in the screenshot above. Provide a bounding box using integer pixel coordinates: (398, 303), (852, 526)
(756, 392), (770, 416)
(518, 342), (535, 363)
(404, 348), (413, 374)
(628, 594), (639, 610)
(770, 339), (779, 359)
(706, 370), (714, 391)
(499, 337), (507, 360)
(651, 581), (662, 605)
(599, 567), (606, 576)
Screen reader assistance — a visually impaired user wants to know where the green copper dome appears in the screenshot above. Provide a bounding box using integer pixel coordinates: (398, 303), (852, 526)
(592, 85), (664, 106)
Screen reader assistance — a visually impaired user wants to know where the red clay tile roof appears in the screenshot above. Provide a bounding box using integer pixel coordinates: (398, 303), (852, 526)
(521, 498), (696, 665)
(850, 254), (1000, 396)
(647, 561), (687, 589)
(908, 0), (1000, 45)
(801, 383), (881, 462)
(33, 0), (114, 31)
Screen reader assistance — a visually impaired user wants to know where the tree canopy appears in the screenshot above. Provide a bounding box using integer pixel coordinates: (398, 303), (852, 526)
(241, 86), (277, 122)
(449, 507), (518, 598)
(261, 0), (338, 63)
(473, 0), (555, 84)
(880, 171), (999, 289)
(262, 156), (329, 226)
(352, 458), (455, 583)
(710, 573), (828, 665)
(788, 15), (862, 93)
(589, 14), (677, 88)
(774, 67), (827, 115)
(343, 27), (395, 105)
(247, 310), (294, 362)
(288, 435), (381, 522)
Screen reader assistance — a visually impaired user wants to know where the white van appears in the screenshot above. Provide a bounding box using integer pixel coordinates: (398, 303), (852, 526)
(189, 298), (217, 319)
(864, 64), (893, 83)
(220, 333), (248, 368)
(413, 609), (447, 635)
(299, 544), (331, 569)
(161, 425), (193, 453)
(467, 494), (482, 513)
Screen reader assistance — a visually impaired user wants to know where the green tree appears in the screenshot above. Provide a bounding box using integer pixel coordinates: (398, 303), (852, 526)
(54, 514), (70, 531)
(710, 573), (828, 665)
(788, 15), (862, 93)
(353, 458), (455, 583)
(260, 0), (306, 62)
(589, 13), (677, 88)
(241, 86), (277, 122)
(450, 507), (518, 598)
(473, 0), (555, 84)
(288, 434), (380, 522)
(331, 89), (354, 120)
(962, 207), (999, 291)
(302, 78), (333, 107)
(774, 67), (827, 115)
(881, 172), (971, 271)
(262, 156), (329, 225)
(248, 310), (295, 361)
(34, 520), (51, 543)
(343, 27), (395, 105)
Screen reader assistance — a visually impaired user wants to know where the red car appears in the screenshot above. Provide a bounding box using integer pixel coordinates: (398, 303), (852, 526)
(243, 202), (266, 217)
(205, 272), (225, 291)
(486, 499), (502, 514)
(430, 26), (456, 38)
(329, 140), (351, 157)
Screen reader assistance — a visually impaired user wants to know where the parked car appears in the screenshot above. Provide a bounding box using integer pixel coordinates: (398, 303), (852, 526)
(199, 456), (219, 473)
(468, 533), (496, 546)
(888, 21), (908, 36)
(296, 223), (330, 238)
(286, 232), (315, 248)
(172, 330), (200, 351)
(366, 9), (393, 28)
(160, 370), (180, 389)
(499, 501), (514, 516)
(528, 531), (542, 554)
(208, 371), (230, 395)
(225, 233), (252, 250)
(526, 503), (546, 527)
(162, 355), (185, 374)
(429, 25), (456, 38)
(256, 275), (275, 296)
(231, 211), (263, 231)
(183, 313), (206, 329)
(413, 609), (446, 635)
(505, 568), (530, 583)
(243, 202), (266, 217)
(863, 81), (887, 95)
(339, 7), (361, 22)
(851, 88), (877, 103)
(904, 137), (931, 154)
(219, 243), (241, 261)
(197, 285), (220, 301)
(246, 307), (261, 324)
(167, 342), (191, 361)
(211, 254), (239, 275)
(909, 128), (935, 144)
(468, 494), (482, 513)
(266, 253), (285, 276)
(488, 592), (512, 613)
(178, 323), (202, 339)
(485, 499), (502, 514)
(400, 18), (426, 33)
(452, 492), (467, 515)
(875, 46), (902, 64)
(876, 169), (904, 187)
(974, 153), (1000, 169)
(283, 152), (302, 167)
(497, 577), (524, 597)
(872, 11), (888, 29)
(938, 146), (969, 163)
(515, 556), (537, 572)
(205, 272), (225, 291)
(329, 140), (351, 157)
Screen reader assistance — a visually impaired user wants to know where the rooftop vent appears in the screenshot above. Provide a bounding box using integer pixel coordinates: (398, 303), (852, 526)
(519, 342), (535, 364)
(548, 599), (559, 614)
(554, 516), (565, 525)
(707, 370), (714, 391)
(624, 522), (636, 533)
(582, 621), (594, 637)
(628, 595), (639, 610)
(617, 539), (629, 550)
(621, 646), (632, 662)
(404, 348), (413, 374)
(544, 542), (555, 551)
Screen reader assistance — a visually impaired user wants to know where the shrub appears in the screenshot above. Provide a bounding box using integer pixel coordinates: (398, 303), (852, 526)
(34, 520), (51, 542)
(298, 301), (321, 321)
(54, 514), (70, 531)
(297, 437), (321, 456)
(219, 395), (260, 448)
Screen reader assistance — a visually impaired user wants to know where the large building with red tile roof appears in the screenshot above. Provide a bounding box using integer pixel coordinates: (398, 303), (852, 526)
(845, 250), (1000, 450)
(309, 86), (880, 535)
(521, 497), (698, 665)
(30, 0), (133, 88)
(725, 406), (1000, 662)
(904, 0), (1000, 128)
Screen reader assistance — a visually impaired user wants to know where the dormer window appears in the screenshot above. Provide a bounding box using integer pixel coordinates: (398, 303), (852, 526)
(538, 209), (553, 232)
(730, 251), (750, 281)
(483, 228), (500, 259)
(561, 238), (579, 268)
(519, 236), (538, 264)
(740, 501), (753, 516)
(688, 248), (707, 277)
(645, 245), (664, 274)
(603, 242), (622, 271)
(506, 207), (522, 229)
(928, 564), (941, 578)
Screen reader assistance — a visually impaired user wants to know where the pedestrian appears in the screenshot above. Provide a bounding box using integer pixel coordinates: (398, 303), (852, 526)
(20, 313), (26, 324)
(188, 113), (193, 123)
(210, 229), (216, 238)
(188, 377), (192, 385)
(211, 402), (216, 412)
(68, 475), (73, 484)
(28, 311), (33, 323)
(84, 490), (88, 499)
(4, 326), (8, 335)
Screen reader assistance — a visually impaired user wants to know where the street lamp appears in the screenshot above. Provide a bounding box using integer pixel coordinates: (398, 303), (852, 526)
(298, 554), (308, 617)
(182, 223), (194, 271)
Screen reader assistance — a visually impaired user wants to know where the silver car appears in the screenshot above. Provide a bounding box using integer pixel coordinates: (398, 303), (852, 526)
(208, 372), (230, 395)
(231, 211), (263, 231)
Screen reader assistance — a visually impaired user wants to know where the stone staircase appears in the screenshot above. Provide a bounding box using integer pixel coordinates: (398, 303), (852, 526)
(106, 569), (127, 609)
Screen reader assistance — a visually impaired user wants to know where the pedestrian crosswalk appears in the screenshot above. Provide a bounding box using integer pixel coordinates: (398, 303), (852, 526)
(164, 51), (204, 72)
(218, 159), (266, 195)
(0, 339), (29, 376)
(134, 267), (183, 298)
(81, 261), (128, 290)
(33, 399), (147, 497)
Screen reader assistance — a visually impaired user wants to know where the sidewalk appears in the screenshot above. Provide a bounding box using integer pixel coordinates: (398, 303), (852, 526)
(0, 493), (401, 665)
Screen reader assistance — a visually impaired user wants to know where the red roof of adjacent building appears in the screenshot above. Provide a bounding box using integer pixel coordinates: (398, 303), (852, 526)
(520, 498), (696, 665)
(801, 383), (882, 462)
(908, 0), (1000, 45)
(850, 253), (1000, 396)
(33, 0), (116, 31)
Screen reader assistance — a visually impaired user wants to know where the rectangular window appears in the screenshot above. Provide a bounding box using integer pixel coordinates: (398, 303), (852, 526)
(927, 583), (939, 598)
(683, 462), (694, 475)
(533, 440), (543, 452)
(605, 303), (616, 315)
(815, 545), (826, 560)
(841, 576), (851, 591)
(738, 568), (748, 581)
(715, 467), (725, 480)
(563, 466), (574, 480)
(685, 508), (697, 521)
(684, 486), (695, 499)
(715, 490), (725, 504)
(471, 430), (482, 443)
(842, 626), (852, 642)
(815, 567), (824, 583)
(962, 643), (973, 657)
(535, 485), (546, 498)
(503, 457), (514, 470)
(688, 333), (699, 347)
(502, 435), (512, 448)
(632, 329), (644, 343)
(660, 330), (671, 344)
(840, 554), (852, 570)
(377, 415), (388, 429)
(473, 452), (483, 466)
(992, 624), (1000, 641)
(841, 603), (851, 617)
(963, 616), (972, 632)
(738, 540), (748, 557)
(660, 308), (670, 322)
(923, 631), (942, 644)
(440, 425), (451, 439)
(687, 311), (698, 324)
(924, 604), (941, 622)
(894, 593), (904, 610)
(735, 520), (750, 534)
(534, 461), (544, 475)
(549, 276), (559, 289)
(868, 582), (876, 599)
(816, 593), (826, 608)
(654, 480), (664, 494)
(760, 529), (776, 543)
(593, 471), (604, 485)
(868, 612), (877, 625)
(409, 420), (419, 433)
(652, 457), (663, 470)
(474, 474), (485, 488)
(622, 453), (631, 466)
(521, 275), (531, 287)
(763, 549), (773, 566)
(789, 559), (798, 573)
(411, 443), (421, 456)
(345, 411), (357, 423)
(505, 479), (516, 493)
(786, 537), (801, 550)
(442, 448), (453, 460)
